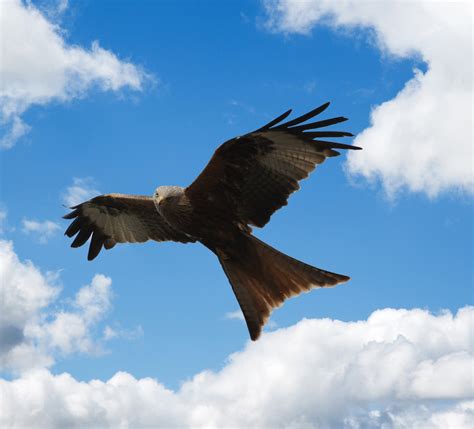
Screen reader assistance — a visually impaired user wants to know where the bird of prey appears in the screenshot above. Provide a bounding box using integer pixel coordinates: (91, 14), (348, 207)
(63, 102), (361, 340)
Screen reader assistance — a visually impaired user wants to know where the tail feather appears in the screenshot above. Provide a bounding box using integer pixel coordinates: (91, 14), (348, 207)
(217, 235), (349, 341)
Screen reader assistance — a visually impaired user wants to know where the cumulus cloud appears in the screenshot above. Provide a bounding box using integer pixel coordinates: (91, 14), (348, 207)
(31, 274), (113, 356)
(0, 239), (60, 371)
(264, 0), (473, 198)
(62, 177), (100, 207)
(21, 219), (60, 243)
(0, 0), (149, 148)
(1, 306), (472, 428)
(0, 239), (115, 373)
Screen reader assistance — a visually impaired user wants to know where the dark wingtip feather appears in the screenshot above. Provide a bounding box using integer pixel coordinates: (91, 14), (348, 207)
(275, 102), (331, 129)
(87, 239), (104, 261)
(71, 227), (93, 248)
(88, 232), (104, 261)
(286, 116), (350, 133)
(64, 217), (82, 237)
(314, 140), (362, 151)
(303, 131), (354, 138)
(255, 109), (293, 131)
(62, 209), (80, 220)
(103, 238), (116, 250)
(327, 149), (341, 157)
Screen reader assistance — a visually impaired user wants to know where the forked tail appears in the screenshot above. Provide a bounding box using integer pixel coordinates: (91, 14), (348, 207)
(215, 234), (350, 341)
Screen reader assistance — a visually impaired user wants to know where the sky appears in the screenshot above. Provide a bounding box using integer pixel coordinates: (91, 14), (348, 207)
(0, 0), (473, 427)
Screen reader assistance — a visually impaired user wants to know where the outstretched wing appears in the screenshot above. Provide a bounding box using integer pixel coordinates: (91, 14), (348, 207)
(186, 102), (361, 228)
(63, 194), (195, 260)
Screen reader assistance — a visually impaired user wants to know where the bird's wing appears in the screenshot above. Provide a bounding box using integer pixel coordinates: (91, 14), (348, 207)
(63, 193), (195, 260)
(186, 102), (361, 228)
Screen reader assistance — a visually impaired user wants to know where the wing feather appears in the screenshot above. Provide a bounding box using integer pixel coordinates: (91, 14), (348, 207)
(289, 116), (348, 132)
(255, 109), (292, 131)
(71, 226), (93, 248)
(63, 194), (195, 260)
(104, 238), (116, 250)
(89, 231), (105, 261)
(272, 102), (330, 128)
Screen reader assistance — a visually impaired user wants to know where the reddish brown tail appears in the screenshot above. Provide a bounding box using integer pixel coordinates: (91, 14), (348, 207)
(216, 235), (350, 341)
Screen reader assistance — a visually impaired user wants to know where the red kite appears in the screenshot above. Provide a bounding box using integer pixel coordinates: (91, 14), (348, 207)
(64, 103), (361, 340)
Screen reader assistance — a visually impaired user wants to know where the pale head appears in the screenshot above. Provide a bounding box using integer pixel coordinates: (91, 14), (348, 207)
(152, 186), (191, 225)
(153, 186), (185, 206)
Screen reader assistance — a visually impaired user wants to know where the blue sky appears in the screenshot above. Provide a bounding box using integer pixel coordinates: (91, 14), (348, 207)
(1, 1), (472, 427)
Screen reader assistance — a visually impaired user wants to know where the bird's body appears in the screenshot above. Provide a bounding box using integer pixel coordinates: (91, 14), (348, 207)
(64, 103), (361, 340)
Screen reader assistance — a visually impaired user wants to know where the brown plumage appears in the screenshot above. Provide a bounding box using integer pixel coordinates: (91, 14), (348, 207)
(63, 102), (361, 340)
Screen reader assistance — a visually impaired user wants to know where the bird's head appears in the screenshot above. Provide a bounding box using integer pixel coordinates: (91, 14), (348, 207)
(153, 186), (185, 207)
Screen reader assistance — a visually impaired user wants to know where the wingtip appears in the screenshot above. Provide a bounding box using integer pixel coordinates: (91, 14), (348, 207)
(255, 108), (293, 131)
(62, 209), (79, 219)
(282, 108), (293, 120)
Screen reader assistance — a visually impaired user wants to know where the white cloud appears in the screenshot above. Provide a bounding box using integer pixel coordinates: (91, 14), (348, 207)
(62, 177), (100, 207)
(224, 309), (245, 321)
(0, 0), (149, 148)
(52, 0), (69, 16)
(264, 0), (473, 199)
(103, 325), (119, 340)
(30, 274), (113, 356)
(21, 219), (60, 243)
(0, 116), (31, 149)
(103, 324), (144, 341)
(0, 239), (115, 373)
(0, 209), (7, 234)
(1, 306), (472, 428)
(0, 239), (59, 371)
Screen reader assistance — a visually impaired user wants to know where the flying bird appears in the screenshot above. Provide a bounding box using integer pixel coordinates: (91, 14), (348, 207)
(63, 102), (361, 340)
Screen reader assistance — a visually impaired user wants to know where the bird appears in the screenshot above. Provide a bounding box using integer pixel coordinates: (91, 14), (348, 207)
(63, 102), (361, 341)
